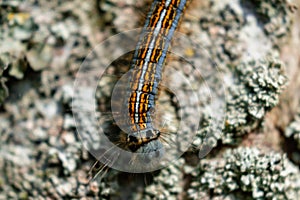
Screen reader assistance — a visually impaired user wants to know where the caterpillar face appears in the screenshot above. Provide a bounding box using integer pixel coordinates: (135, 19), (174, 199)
(126, 129), (161, 152)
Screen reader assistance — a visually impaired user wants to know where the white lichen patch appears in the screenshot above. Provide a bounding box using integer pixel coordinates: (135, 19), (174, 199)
(187, 147), (300, 200)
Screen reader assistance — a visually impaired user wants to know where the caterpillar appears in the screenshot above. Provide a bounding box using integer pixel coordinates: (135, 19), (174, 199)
(118, 0), (189, 161)
(87, 0), (190, 176)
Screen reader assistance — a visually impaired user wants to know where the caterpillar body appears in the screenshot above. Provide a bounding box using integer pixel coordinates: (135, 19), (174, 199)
(118, 0), (188, 160)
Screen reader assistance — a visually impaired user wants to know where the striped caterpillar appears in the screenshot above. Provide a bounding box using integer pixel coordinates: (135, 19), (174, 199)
(117, 0), (188, 162)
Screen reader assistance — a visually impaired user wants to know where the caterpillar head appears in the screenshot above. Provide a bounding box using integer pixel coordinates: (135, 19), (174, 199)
(126, 128), (164, 163)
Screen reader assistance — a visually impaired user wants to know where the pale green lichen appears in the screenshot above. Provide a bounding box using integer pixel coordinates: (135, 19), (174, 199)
(187, 147), (300, 200)
(224, 57), (287, 144)
(96, 170), (120, 199)
(285, 111), (300, 149)
(242, 0), (296, 46)
(0, 3), (34, 103)
(192, 0), (290, 147)
(133, 159), (185, 200)
(191, 57), (287, 147)
(191, 113), (223, 152)
(0, 54), (9, 105)
(199, 0), (245, 66)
